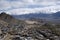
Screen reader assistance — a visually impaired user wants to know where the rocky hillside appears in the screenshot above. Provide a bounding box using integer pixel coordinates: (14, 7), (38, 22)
(0, 12), (60, 40)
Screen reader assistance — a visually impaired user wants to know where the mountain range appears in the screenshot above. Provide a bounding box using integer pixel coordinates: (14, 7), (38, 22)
(13, 11), (60, 19)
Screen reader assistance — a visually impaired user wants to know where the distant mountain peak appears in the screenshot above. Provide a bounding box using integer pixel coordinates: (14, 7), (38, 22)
(56, 11), (60, 14)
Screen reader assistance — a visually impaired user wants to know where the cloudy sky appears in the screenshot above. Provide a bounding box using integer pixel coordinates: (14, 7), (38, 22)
(0, 0), (60, 15)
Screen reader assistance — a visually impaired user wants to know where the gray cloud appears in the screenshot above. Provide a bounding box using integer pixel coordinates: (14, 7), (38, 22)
(0, 0), (60, 14)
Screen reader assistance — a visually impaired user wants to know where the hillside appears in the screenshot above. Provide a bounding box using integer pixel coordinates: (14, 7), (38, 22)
(0, 12), (60, 40)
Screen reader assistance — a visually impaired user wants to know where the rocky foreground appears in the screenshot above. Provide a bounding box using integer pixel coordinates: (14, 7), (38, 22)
(0, 12), (60, 40)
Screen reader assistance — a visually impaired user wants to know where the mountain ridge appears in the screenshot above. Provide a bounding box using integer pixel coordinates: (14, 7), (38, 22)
(13, 11), (60, 19)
